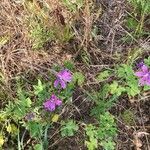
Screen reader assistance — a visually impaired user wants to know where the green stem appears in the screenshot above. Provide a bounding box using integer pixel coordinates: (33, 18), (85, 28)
(18, 128), (21, 150)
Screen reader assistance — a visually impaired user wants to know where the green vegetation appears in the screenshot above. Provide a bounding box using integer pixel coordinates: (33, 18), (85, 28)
(85, 112), (117, 150)
(61, 120), (79, 137)
(0, 0), (149, 149)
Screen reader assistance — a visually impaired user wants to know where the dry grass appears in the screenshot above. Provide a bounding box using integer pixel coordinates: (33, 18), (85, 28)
(0, 0), (75, 85)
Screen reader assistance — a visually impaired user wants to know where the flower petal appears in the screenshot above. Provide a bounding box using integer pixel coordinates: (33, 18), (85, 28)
(54, 79), (59, 88)
(135, 71), (145, 77)
(60, 79), (66, 89)
(139, 78), (145, 86)
(50, 94), (62, 106)
(58, 69), (72, 82)
(141, 65), (148, 73)
(145, 75), (150, 85)
(137, 62), (144, 68)
(44, 100), (55, 111)
(55, 98), (62, 106)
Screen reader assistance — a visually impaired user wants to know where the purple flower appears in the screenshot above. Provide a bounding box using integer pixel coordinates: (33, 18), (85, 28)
(54, 69), (72, 89)
(135, 64), (150, 86)
(137, 62), (144, 68)
(43, 94), (62, 111)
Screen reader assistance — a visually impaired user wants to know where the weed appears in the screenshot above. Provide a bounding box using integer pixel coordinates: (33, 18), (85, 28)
(128, 0), (150, 14)
(96, 70), (110, 82)
(0, 68), (74, 148)
(25, 0), (74, 50)
(125, 0), (150, 38)
(1, 0), (150, 149)
(97, 112), (117, 140)
(85, 112), (117, 150)
(144, 56), (150, 67)
(29, 22), (54, 49)
(73, 72), (85, 86)
(90, 93), (118, 117)
(85, 124), (98, 150)
(60, 120), (79, 137)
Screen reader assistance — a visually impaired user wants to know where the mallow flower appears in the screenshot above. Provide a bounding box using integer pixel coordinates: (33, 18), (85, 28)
(54, 69), (72, 89)
(44, 94), (62, 111)
(135, 63), (150, 86)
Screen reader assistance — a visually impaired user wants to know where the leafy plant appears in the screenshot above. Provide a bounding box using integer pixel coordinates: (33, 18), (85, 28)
(64, 60), (75, 71)
(116, 64), (140, 97)
(126, 17), (138, 30)
(128, 0), (150, 14)
(97, 112), (117, 140)
(109, 81), (126, 96)
(29, 22), (54, 49)
(73, 72), (85, 86)
(100, 140), (116, 150)
(26, 121), (43, 138)
(85, 112), (117, 150)
(34, 143), (43, 150)
(60, 120), (79, 137)
(0, 71), (71, 149)
(33, 79), (46, 96)
(144, 56), (150, 67)
(90, 95), (118, 117)
(96, 70), (110, 82)
(126, 0), (150, 37)
(85, 124), (98, 150)
(61, 25), (74, 42)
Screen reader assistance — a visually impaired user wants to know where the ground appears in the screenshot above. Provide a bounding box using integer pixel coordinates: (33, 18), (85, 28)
(0, 0), (150, 150)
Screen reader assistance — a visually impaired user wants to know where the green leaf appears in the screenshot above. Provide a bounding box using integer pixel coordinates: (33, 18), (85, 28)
(73, 72), (85, 86)
(85, 124), (97, 138)
(100, 139), (116, 150)
(85, 124), (98, 150)
(85, 138), (98, 150)
(117, 64), (134, 78)
(13, 104), (26, 119)
(97, 112), (117, 140)
(0, 135), (4, 147)
(34, 143), (43, 150)
(126, 17), (138, 30)
(116, 64), (140, 97)
(26, 98), (32, 107)
(17, 86), (26, 102)
(97, 84), (110, 100)
(61, 120), (78, 137)
(64, 60), (75, 70)
(109, 81), (126, 96)
(21, 97), (32, 108)
(143, 85), (150, 91)
(27, 122), (42, 138)
(144, 56), (150, 67)
(126, 84), (140, 97)
(33, 79), (45, 95)
(91, 96), (118, 117)
(97, 71), (110, 82)
(110, 81), (118, 94)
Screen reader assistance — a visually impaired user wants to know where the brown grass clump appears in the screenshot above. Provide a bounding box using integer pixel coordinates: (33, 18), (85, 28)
(0, 0), (74, 85)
